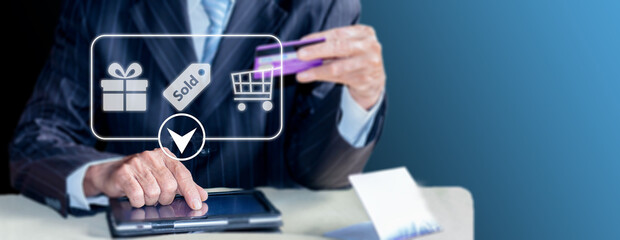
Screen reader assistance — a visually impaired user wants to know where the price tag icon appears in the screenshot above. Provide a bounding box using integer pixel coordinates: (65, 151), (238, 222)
(163, 64), (211, 111)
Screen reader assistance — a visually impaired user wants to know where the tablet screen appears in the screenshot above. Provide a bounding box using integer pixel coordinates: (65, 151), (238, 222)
(111, 192), (270, 222)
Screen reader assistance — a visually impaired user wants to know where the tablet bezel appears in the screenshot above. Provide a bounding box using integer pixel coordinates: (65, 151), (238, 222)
(106, 190), (282, 237)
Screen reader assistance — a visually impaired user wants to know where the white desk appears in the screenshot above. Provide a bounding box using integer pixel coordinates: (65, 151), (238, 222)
(0, 187), (473, 239)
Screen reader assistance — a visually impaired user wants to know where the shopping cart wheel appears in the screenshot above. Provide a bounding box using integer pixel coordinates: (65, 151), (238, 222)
(262, 101), (273, 111)
(237, 103), (246, 111)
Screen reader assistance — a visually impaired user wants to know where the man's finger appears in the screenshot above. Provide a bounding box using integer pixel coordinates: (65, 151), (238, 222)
(298, 25), (376, 60)
(296, 62), (346, 84)
(196, 183), (208, 201)
(297, 56), (368, 83)
(298, 36), (376, 61)
(122, 176), (145, 208)
(161, 147), (174, 157)
(153, 149), (179, 205)
(134, 167), (161, 206)
(169, 162), (202, 210)
(152, 167), (177, 205)
(160, 148), (202, 210)
(123, 155), (160, 206)
(301, 24), (375, 42)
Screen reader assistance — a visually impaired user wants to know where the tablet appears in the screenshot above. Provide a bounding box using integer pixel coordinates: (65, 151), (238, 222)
(106, 190), (282, 237)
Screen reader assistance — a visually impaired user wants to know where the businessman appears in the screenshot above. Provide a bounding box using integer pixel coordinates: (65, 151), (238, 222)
(10, 0), (386, 216)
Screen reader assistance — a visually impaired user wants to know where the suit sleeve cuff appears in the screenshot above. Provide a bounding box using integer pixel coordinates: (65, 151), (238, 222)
(66, 157), (122, 210)
(337, 86), (384, 148)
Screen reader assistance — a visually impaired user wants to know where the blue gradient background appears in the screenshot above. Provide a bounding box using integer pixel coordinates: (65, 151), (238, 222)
(359, 0), (620, 239)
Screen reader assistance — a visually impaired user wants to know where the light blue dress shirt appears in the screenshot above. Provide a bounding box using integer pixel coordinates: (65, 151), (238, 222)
(67, 0), (384, 210)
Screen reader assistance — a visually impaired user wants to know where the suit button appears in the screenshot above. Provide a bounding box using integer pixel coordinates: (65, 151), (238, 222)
(199, 148), (210, 157)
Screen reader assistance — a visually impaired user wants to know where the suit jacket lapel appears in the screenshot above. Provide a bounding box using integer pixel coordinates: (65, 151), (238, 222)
(189, 0), (289, 119)
(130, 0), (197, 82)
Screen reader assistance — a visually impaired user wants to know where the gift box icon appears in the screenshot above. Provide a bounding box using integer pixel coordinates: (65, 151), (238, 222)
(101, 63), (148, 112)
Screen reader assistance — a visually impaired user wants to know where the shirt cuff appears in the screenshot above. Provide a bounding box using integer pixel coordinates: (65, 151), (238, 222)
(66, 157), (122, 210)
(337, 86), (384, 148)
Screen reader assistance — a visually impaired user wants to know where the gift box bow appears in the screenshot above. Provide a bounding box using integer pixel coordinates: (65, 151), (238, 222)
(107, 62), (143, 79)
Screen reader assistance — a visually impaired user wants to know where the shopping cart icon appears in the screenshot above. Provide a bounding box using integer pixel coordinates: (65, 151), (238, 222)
(230, 67), (280, 112)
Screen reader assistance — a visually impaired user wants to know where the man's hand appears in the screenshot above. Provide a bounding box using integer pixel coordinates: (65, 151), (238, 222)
(297, 25), (386, 110)
(83, 148), (208, 210)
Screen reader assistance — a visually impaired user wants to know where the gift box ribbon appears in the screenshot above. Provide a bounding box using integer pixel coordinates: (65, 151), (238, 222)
(107, 63), (143, 79)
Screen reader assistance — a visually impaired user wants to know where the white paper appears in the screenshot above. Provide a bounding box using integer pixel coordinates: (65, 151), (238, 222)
(324, 221), (379, 240)
(348, 167), (440, 240)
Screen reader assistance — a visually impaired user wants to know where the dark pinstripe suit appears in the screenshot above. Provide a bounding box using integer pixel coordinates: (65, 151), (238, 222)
(9, 0), (386, 216)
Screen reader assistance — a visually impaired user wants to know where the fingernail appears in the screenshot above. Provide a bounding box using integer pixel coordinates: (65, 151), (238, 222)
(192, 198), (202, 210)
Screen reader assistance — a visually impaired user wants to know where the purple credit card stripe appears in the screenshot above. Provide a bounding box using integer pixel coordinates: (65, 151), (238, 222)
(253, 37), (326, 79)
(252, 59), (322, 79)
(256, 37), (326, 51)
(257, 52), (298, 64)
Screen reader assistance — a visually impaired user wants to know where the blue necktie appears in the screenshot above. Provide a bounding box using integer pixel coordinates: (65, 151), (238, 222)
(201, 0), (231, 64)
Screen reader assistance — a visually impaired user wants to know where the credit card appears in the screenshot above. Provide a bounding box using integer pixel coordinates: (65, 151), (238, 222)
(253, 37), (325, 79)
